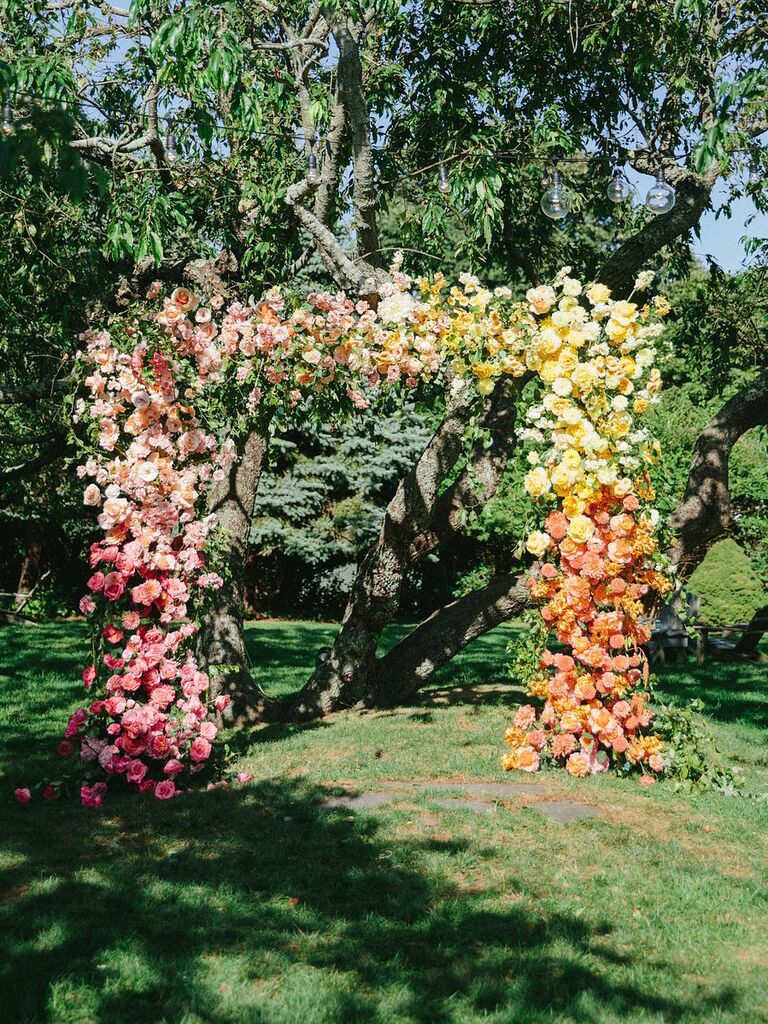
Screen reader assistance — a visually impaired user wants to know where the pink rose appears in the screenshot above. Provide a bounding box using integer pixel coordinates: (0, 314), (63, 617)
(189, 737), (211, 762)
(58, 740), (74, 757)
(199, 721), (218, 741)
(128, 760), (147, 783)
(79, 596), (96, 615)
(236, 772), (253, 785)
(14, 787), (32, 804)
(103, 572), (126, 602)
(138, 778), (156, 794)
(214, 695), (232, 712)
(42, 783), (57, 800)
(163, 758), (184, 776)
(638, 774), (656, 787)
(87, 572), (105, 592)
(82, 665), (97, 688)
(155, 779), (176, 800)
(103, 625), (124, 644)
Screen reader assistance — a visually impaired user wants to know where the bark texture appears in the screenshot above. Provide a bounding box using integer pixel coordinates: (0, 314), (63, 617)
(670, 367), (768, 581)
(196, 426), (269, 720)
(284, 376), (526, 716)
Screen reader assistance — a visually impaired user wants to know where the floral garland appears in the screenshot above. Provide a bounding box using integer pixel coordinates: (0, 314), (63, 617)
(15, 263), (671, 806)
(501, 270), (673, 783)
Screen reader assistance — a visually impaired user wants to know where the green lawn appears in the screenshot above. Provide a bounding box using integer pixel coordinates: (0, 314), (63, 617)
(1, 621), (767, 1024)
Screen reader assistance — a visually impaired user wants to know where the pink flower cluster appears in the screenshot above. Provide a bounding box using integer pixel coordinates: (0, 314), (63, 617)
(44, 312), (232, 805)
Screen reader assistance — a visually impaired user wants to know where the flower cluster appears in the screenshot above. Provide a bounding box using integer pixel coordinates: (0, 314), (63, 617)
(45, 321), (233, 805)
(21, 262), (673, 807)
(501, 270), (673, 783)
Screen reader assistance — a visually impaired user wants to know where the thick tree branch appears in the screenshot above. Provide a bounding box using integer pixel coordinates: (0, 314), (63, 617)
(670, 366), (768, 580)
(335, 17), (382, 267)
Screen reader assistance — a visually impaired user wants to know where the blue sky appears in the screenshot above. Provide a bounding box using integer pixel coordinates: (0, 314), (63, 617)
(695, 186), (767, 272)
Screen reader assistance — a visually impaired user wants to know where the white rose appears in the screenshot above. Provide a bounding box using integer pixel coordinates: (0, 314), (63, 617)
(83, 484), (101, 507)
(137, 462), (159, 483)
(377, 292), (417, 324)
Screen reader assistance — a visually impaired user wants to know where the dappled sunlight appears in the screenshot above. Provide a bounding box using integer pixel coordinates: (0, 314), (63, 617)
(1, 779), (752, 1024)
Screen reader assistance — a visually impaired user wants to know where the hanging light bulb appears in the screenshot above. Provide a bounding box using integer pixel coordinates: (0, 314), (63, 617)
(2, 97), (13, 136)
(164, 119), (178, 164)
(540, 165), (571, 220)
(606, 168), (631, 203)
(644, 171), (675, 214)
(438, 152), (450, 193)
(305, 134), (319, 184)
(307, 149), (320, 184)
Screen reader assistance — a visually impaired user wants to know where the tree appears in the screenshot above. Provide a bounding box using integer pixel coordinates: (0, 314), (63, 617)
(1, 1), (766, 717)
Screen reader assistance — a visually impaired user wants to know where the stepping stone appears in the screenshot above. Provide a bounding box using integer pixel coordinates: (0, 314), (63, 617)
(526, 801), (601, 824)
(412, 781), (543, 798)
(320, 791), (398, 811)
(319, 786), (601, 824)
(432, 797), (496, 815)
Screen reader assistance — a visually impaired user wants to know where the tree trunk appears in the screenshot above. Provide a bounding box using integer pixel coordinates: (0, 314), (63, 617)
(670, 368), (768, 579)
(15, 534), (42, 612)
(369, 573), (531, 705)
(277, 377), (526, 716)
(197, 426), (269, 720)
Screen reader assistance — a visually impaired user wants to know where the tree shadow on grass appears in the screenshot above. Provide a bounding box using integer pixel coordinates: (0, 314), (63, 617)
(0, 781), (741, 1024)
(656, 659), (768, 728)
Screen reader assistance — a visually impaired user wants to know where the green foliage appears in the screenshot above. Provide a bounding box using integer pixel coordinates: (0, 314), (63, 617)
(687, 539), (765, 626)
(249, 403), (434, 618)
(653, 698), (740, 795)
(506, 608), (549, 690)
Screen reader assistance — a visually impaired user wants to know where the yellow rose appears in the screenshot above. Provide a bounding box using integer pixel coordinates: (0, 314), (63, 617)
(614, 477), (634, 497)
(586, 283), (611, 305)
(562, 495), (585, 518)
(558, 348), (578, 372)
(550, 465), (577, 495)
(539, 358), (561, 383)
(562, 449), (581, 470)
(523, 466), (551, 498)
(552, 377), (573, 397)
(567, 514), (595, 543)
(476, 377), (495, 396)
(605, 319), (627, 341)
(572, 364), (597, 391)
(537, 326), (562, 356)
(526, 530), (551, 557)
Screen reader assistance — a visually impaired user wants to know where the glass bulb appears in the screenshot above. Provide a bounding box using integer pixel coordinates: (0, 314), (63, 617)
(438, 161), (450, 193)
(164, 122), (178, 164)
(307, 151), (320, 183)
(541, 170), (571, 220)
(2, 100), (13, 136)
(644, 174), (675, 214)
(606, 172), (631, 203)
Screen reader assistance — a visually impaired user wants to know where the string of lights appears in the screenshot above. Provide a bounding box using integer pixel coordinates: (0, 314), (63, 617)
(2, 87), (762, 220)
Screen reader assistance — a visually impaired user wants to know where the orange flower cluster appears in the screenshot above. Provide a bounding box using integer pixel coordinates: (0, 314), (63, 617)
(503, 482), (671, 779)
(502, 271), (673, 782)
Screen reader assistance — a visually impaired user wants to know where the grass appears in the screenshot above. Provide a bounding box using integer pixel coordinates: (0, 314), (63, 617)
(1, 620), (767, 1024)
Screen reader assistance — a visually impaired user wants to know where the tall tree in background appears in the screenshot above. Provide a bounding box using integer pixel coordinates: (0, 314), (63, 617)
(0, 1), (766, 717)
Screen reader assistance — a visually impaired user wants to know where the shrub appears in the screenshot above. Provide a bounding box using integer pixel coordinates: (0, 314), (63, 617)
(687, 539), (765, 626)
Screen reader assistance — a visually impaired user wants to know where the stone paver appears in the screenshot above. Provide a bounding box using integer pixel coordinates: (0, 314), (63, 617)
(318, 781), (600, 824)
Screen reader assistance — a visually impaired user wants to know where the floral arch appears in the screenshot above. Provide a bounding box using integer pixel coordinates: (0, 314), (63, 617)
(25, 264), (673, 805)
